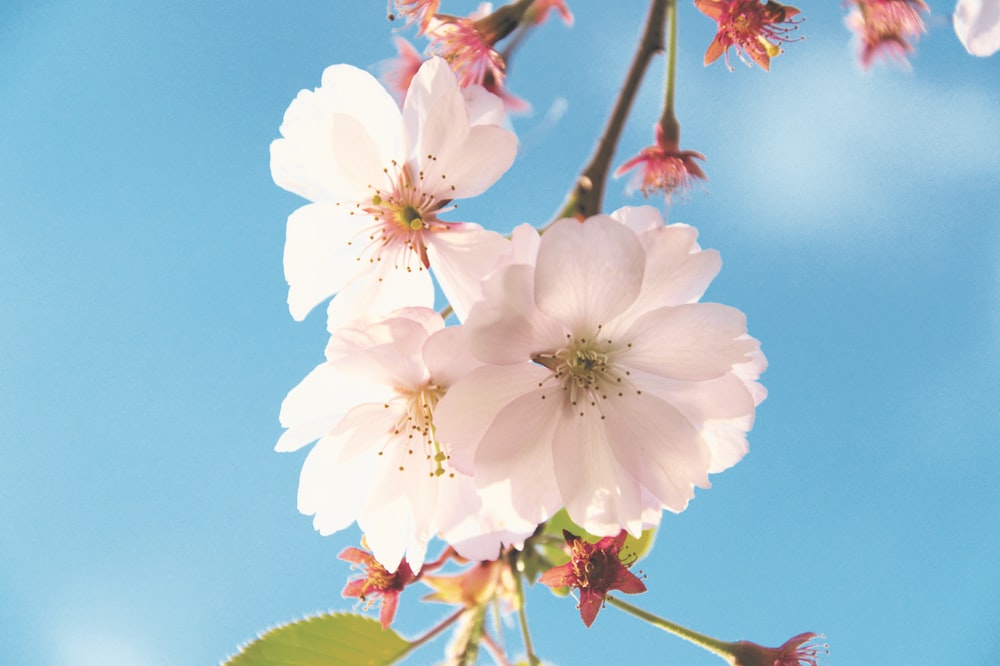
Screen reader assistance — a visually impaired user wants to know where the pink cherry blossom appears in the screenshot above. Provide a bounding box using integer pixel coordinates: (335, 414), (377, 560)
(339, 547), (416, 629)
(538, 530), (646, 627)
(728, 632), (829, 666)
(846, 0), (928, 70)
(954, 0), (1000, 56)
(277, 308), (535, 572)
(433, 207), (766, 538)
(270, 57), (516, 327)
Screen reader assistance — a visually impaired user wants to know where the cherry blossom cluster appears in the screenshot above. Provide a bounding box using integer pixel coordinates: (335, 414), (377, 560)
(272, 48), (766, 573)
(255, 0), (999, 663)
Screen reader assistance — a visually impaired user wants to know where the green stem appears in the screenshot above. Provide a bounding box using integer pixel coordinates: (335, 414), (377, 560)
(513, 567), (540, 665)
(553, 0), (668, 221)
(606, 596), (736, 664)
(661, 0), (679, 134)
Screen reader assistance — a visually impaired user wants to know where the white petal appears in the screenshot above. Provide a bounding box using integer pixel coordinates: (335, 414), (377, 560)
(284, 202), (368, 321)
(298, 433), (373, 536)
(271, 64), (402, 202)
(426, 225), (511, 322)
(462, 84), (508, 126)
(325, 262), (435, 331)
(955, 0), (1000, 56)
(624, 304), (758, 381)
(403, 58), (469, 171)
(431, 124), (517, 200)
(534, 216), (645, 332)
(276, 363), (349, 452)
(327, 315), (433, 389)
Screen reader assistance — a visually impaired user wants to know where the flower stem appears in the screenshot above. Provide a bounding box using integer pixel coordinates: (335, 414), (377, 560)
(554, 0), (668, 221)
(660, 0), (679, 135)
(398, 607), (466, 659)
(606, 596), (736, 663)
(513, 566), (540, 665)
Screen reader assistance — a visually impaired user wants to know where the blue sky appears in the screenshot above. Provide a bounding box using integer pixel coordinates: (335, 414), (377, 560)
(2, 1), (998, 664)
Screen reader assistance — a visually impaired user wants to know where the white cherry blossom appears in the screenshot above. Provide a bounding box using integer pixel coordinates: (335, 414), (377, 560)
(433, 208), (766, 538)
(277, 308), (536, 572)
(270, 57), (516, 328)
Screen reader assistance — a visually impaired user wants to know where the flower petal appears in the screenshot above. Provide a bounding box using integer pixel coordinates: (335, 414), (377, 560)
(534, 216), (645, 332)
(624, 304), (757, 381)
(325, 261), (435, 331)
(955, 0), (1000, 56)
(425, 225), (511, 322)
(283, 202), (369, 321)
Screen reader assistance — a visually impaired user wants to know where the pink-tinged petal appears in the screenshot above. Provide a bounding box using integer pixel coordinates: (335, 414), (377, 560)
(283, 202), (369, 321)
(551, 406), (646, 537)
(436, 474), (537, 560)
(472, 378), (564, 525)
(325, 262), (435, 332)
(465, 264), (566, 365)
(328, 315), (433, 390)
(271, 65), (401, 202)
(701, 417), (753, 474)
(425, 225), (511, 321)
(602, 390), (711, 514)
(432, 123), (518, 200)
(534, 216), (645, 332)
(434, 363), (552, 472)
(537, 561), (575, 588)
(955, 0), (1000, 56)
(422, 325), (482, 387)
(609, 205), (663, 235)
(636, 225), (721, 306)
(613, 568), (648, 595)
(624, 304), (757, 381)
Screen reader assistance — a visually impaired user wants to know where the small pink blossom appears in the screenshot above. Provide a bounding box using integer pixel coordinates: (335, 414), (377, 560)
(525, 0), (574, 26)
(381, 36), (426, 102)
(340, 546), (417, 629)
(391, 0), (440, 35)
(846, 0), (928, 70)
(696, 0), (802, 70)
(728, 632), (829, 666)
(616, 123), (707, 202)
(538, 530), (646, 627)
(427, 17), (507, 90)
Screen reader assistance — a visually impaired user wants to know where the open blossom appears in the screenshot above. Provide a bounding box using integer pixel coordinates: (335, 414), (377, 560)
(954, 0), (1000, 56)
(696, 0), (802, 70)
(340, 547), (417, 629)
(727, 632), (828, 666)
(270, 57), (516, 327)
(538, 530), (646, 627)
(433, 207), (766, 538)
(846, 0), (928, 69)
(616, 123), (707, 201)
(277, 308), (536, 572)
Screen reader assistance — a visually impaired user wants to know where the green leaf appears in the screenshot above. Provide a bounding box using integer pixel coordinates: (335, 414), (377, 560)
(225, 612), (411, 666)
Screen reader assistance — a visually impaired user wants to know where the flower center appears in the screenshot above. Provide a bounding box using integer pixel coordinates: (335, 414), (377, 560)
(385, 384), (452, 477)
(533, 332), (640, 418)
(349, 160), (456, 271)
